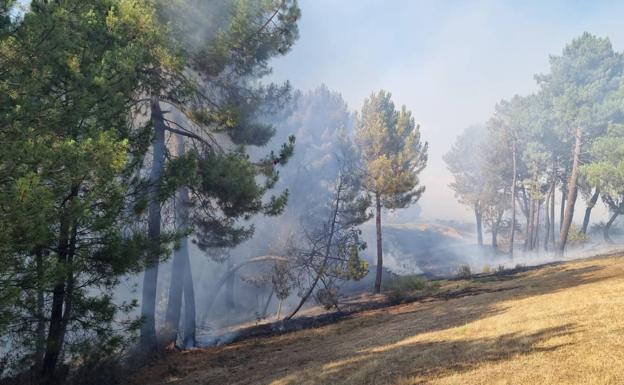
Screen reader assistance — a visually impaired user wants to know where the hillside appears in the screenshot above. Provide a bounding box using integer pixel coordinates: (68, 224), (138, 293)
(135, 252), (624, 385)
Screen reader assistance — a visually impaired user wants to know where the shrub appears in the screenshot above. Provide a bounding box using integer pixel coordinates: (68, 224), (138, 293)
(315, 287), (339, 310)
(495, 265), (506, 275)
(568, 223), (590, 245)
(456, 265), (472, 280)
(386, 275), (427, 304)
(482, 264), (492, 274)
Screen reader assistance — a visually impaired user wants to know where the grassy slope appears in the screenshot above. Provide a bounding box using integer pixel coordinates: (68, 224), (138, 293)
(136, 253), (624, 385)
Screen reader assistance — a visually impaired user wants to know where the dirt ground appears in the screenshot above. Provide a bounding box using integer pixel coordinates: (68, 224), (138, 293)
(135, 253), (624, 385)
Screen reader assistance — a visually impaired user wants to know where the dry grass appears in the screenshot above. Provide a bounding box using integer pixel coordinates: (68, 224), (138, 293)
(135, 254), (624, 385)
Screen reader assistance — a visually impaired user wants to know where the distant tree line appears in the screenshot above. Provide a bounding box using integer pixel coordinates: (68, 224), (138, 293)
(445, 33), (624, 256)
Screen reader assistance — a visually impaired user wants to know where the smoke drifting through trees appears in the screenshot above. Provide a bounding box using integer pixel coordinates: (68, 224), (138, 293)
(3, 2), (624, 385)
(445, 33), (624, 261)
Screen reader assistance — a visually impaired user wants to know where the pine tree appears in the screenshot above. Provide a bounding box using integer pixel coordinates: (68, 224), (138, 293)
(354, 91), (428, 294)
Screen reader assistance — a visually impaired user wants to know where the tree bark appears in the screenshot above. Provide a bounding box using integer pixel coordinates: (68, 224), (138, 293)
(559, 181), (567, 232)
(604, 211), (619, 244)
(550, 182), (556, 246)
(509, 139), (517, 258)
(491, 209), (503, 249)
(163, 133), (190, 346)
(525, 196), (535, 250)
(374, 193), (383, 294)
(474, 204), (483, 247)
(35, 250), (45, 370)
(140, 98), (166, 352)
(582, 187), (600, 234)
(544, 180), (555, 251)
(41, 210), (77, 384)
(533, 201), (540, 250)
(182, 246), (196, 348)
(559, 127), (582, 254)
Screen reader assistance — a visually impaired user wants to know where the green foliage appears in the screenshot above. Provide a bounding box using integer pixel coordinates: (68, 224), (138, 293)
(386, 275), (428, 305)
(355, 90), (428, 208)
(567, 223), (590, 245)
(154, 0), (301, 254)
(0, 0), (169, 373)
(581, 123), (624, 216)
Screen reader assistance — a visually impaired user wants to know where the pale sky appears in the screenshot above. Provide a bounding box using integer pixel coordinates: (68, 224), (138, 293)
(270, 0), (624, 221)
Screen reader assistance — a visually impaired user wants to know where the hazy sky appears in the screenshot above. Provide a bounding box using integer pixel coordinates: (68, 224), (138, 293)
(270, 0), (624, 221)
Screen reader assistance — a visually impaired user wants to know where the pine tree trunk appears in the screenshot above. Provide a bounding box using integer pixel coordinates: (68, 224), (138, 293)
(140, 98), (166, 352)
(559, 127), (582, 254)
(182, 246), (196, 348)
(35, 250), (45, 370)
(525, 196), (535, 250)
(550, 180), (556, 246)
(582, 187), (600, 234)
(604, 211), (618, 244)
(474, 204), (483, 247)
(544, 184), (551, 251)
(509, 139), (517, 258)
(374, 193), (383, 294)
(544, 179), (556, 251)
(41, 211), (77, 384)
(163, 133), (190, 347)
(559, 182), (567, 232)
(534, 201), (540, 250)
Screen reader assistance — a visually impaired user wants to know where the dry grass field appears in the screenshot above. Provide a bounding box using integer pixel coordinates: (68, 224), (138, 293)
(136, 253), (624, 385)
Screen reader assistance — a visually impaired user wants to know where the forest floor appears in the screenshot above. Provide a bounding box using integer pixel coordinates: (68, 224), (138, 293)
(135, 252), (624, 385)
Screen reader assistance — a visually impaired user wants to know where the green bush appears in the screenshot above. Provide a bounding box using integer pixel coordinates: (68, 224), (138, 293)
(386, 275), (428, 304)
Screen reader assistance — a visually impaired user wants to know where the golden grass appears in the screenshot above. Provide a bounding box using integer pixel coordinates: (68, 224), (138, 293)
(136, 254), (624, 385)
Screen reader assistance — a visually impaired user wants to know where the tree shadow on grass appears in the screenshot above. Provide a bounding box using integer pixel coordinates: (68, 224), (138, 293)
(150, 260), (618, 385)
(301, 323), (579, 385)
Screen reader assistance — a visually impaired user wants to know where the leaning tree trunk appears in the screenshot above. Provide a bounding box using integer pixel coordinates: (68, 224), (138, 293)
(559, 172), (568, 233)
(374, 192), (384, 294)
(286, 181), (343, 320)
(509, 139), (517, 258)
(604, 211), (619, 244)
(582, 187), (600, 234)
(474, 203), (483, 247)
(559, 127), (582, 254)
(163, 134), (191, 347)
(140, 98), (166, 352)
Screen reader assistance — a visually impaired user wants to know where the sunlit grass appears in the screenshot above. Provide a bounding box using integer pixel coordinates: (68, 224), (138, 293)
(135, 254), (624, 385)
